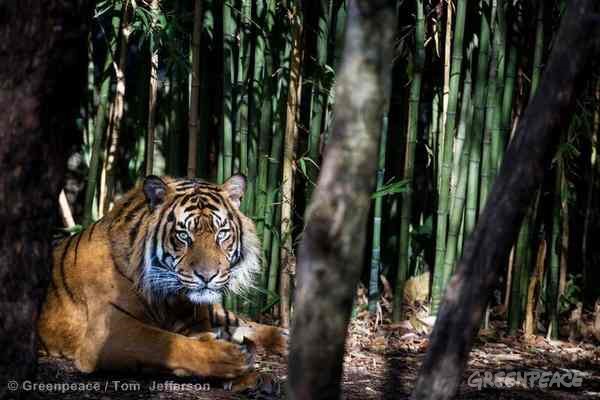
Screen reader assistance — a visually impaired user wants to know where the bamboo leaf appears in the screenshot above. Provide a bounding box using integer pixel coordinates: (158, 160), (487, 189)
(371, 179), (410, 199)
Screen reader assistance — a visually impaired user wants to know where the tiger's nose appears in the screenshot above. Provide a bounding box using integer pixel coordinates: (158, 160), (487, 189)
(193, 269), (218, 284)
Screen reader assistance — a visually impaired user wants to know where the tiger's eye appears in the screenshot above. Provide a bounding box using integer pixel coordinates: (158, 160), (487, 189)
(217, 229), (229, 241)
(176, 231), (191, 243)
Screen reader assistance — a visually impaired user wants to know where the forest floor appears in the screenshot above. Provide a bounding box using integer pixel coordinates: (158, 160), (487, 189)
(31, 314), (600, 400)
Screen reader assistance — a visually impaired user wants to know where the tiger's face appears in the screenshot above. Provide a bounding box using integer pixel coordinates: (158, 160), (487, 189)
(139, 175), (260, 304)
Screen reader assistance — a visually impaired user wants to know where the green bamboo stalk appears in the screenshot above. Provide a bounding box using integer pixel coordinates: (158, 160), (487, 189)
(247, 0), (270, 317)
(263, 15), (292, 314)
(267, 205), (282, 312)
(237, 0), (252, 214)
(490, 0), (506, 179)
(500, 42), (517, 146)
(369, 115), (388, 314)
(464, 0), (491, 236)
(582, 78), (600, 304)
(531, 2), (544, 99)
(196, 0), (214, 179)
(164, 5), (186, 179)
(394, 0), (425, 321)
(547, 167), (562, 339)
(167, 67), (187, 177)
(508, 0), (545, 334)
(322, 0), (346, 146)
(221, 0), (235, 183)
(187, 0), (203, 178)
(442, 65), (474, 288)
(429, 92), (440, 183)
(480, 2), (498, 209)
(431, 0), (468, 314)
(439, 0), (453, 190)
(507, 215), (528, 334)
(450, 52), (473, 193)
(255, 0), (275, 241)
(305, 0), (332, 202)
(246, 0), (267, 224)
(83, 55), (112, 227)
(99, 0), (131, 215)
(333, 0), (347, 68)
(230, 16), (250, 318)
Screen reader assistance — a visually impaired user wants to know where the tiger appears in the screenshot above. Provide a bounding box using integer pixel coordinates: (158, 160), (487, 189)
(38, 174), (287, 385)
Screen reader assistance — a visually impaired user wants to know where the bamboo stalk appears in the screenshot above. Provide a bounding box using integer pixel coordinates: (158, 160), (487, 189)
(508, 0), (545, 334)
(490, 0), (506, 177)
(99, 0), (132, 215)
(394, 0), (425, 321)
(236, 0), (252, 212)
(221, 0), (236, 182)
(322, 0), (347, 147)
(480, 1), (498, 208)
(83, 54), (112, 227)
(442, 65), (473, 289)
(280, 2), (303, 328)
(59, 190), (76, 229)
(582, 78), (600, 300)
(305, 0), (332, 201)
(547, 166), (563, 339)
(431, 0), (468, 314)
(508, 205), (532, 334)
(524, 239), (546, 336)
(187, 0), (203, 178)
(255, 0), (273, 240)
(245, 0), (269, 317)
(146, 0), (160, 177)
(267, 204), (282, 315)
(264, 9), (292, 313)
(499, 41), (517, 156)
(530, 2), (544, 98)
(558, 175), (569, 297)
(369, 115), (388, 314)
(464, 0), (491, 236)
(246, 0), (267, 225)
(439, 0), (453, 179)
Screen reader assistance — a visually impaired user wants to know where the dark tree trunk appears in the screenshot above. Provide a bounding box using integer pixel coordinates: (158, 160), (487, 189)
(412, 2), (600, 399)
(0, 1), (92, 396)
(288, 1), (396, 399)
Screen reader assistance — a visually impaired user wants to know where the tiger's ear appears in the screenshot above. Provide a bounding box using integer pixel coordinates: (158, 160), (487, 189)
(143, 175), (167, 211)
(222, 174), (246, 209)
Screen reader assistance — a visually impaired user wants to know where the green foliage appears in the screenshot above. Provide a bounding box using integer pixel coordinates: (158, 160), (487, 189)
(371, 179), (409, 199)
(559, 274), (582, 314)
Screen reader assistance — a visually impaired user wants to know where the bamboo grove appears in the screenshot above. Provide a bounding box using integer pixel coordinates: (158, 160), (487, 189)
(61, 0), (600, 338)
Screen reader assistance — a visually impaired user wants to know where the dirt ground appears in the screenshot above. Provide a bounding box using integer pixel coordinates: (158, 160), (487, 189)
(21, 317), (600, 400)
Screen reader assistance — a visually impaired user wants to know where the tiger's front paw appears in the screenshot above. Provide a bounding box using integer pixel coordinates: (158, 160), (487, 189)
(194, 339), (256, 379)
(265, 326), (288, 356)
(240, 325), (288, 356)
(225, 325), (288, 356)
